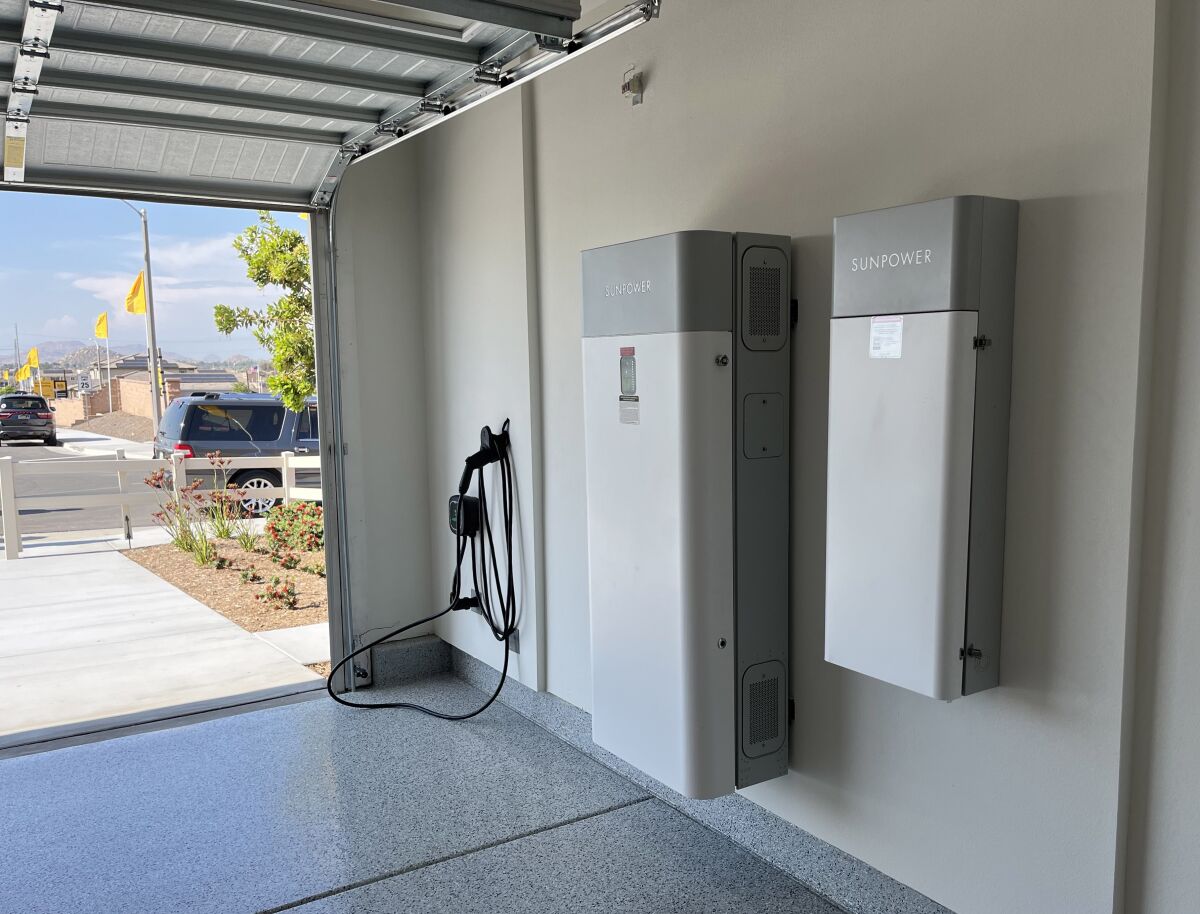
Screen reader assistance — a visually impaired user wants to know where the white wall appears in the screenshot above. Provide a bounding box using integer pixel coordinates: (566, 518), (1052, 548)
(327, 1), (1200, 911)
(413, 90), (546, 690)
(331, 146), (435, 642)
(526, 2), (1161, 913)
(1125, 2), (1200, 911)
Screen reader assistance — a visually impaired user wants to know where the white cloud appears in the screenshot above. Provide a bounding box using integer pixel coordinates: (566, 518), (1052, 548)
(41, 314), (80, 336)
(149, 234), (244, 276)
(72, 275), (139, 311)
(73, 274), (272, 320)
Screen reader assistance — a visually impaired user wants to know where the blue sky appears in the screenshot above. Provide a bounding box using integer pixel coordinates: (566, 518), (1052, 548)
(0, 191), (307, 365)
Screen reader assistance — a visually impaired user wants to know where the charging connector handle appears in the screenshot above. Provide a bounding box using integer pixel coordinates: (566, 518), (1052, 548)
(459, 424), (510, 494)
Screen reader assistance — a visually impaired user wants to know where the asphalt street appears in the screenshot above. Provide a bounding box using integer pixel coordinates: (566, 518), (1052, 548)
(0, 441), (161, 534)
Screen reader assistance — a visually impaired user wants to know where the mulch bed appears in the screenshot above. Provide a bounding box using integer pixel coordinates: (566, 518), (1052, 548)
(124, 540), (327, 633)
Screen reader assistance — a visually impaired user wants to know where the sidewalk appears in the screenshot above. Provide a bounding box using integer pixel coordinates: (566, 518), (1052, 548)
(57, 428), (154, 459)
(0, 531), (323, 748)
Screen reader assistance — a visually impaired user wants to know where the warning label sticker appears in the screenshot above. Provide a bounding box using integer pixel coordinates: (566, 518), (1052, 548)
(3, 134), (26, 170)
(869, 314), (903, 359)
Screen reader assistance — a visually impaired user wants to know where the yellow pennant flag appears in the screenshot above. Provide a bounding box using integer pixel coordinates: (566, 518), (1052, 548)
(95, 311), (109, 340)
(2, 370), (9, 382)
(26, 347), (38, 369)
(16, 364), (28, 382)
(125, 271), (147, 315)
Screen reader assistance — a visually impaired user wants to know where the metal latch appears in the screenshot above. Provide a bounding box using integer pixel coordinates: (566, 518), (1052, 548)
(622, 67), (644, 106)
(972, 336), (992, 350)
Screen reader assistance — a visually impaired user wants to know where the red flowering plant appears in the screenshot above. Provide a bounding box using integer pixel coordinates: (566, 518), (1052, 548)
(256, 576), (298, 610)
(145, 467), (206, 555)
(273, 549), (301, 570)
(205, 452), (251, 540)
(264, 501), (323, 554)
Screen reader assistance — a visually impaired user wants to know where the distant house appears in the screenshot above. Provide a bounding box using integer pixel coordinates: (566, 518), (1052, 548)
(101, 354), (195, 380)
(59, 356), (240, 423)
(163, 370), (241, 395)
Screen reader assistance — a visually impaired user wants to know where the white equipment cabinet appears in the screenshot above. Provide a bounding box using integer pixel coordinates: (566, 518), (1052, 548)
(825, 196), (1019, 700)
(582, 231), (792, 798)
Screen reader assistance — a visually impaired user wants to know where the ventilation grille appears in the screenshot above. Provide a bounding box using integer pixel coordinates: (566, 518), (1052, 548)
(747, 676), (780, 746)
(747, 266), (782, 338)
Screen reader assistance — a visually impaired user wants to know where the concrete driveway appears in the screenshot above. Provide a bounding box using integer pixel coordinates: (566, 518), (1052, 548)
(0, 534), (323, 749)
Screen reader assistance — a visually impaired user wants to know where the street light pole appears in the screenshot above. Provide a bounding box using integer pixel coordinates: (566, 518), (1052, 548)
(119, 200), (163, 429)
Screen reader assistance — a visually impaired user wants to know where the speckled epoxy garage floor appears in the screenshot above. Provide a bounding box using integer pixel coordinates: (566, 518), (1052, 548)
(0, 675), (839, 914)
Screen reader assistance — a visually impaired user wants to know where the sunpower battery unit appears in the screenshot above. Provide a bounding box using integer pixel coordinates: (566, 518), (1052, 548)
(825, 196), (1019, 700)
(581, 231), (792, 799)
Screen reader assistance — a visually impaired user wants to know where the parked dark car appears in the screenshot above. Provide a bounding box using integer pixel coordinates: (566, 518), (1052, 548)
(0, 393), (58, 446)
(154, 392), (320, 514)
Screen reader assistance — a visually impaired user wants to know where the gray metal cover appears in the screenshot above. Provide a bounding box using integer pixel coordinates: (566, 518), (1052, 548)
(581, 231), (734, 338)
(833, 196), (989, 318)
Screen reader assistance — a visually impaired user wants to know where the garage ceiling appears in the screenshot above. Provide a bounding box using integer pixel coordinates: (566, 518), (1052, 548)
(0, 0), (588, 209)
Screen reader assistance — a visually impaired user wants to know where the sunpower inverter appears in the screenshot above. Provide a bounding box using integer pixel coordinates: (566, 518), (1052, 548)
(825, 196), (1018, 700)
(581, 231), (792, 799)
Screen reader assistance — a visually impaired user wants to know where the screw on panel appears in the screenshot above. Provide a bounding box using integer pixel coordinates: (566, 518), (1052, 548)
(715, 354), (729, 366)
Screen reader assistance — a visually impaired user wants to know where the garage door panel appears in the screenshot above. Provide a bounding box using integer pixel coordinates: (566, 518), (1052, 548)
(0, 0), (657, 208)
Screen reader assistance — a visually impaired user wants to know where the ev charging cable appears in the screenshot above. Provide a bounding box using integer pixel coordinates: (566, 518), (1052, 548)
(325, 420), (518, 719)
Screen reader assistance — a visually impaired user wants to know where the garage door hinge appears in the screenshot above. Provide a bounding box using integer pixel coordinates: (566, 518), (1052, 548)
(535, 34), (573, 53)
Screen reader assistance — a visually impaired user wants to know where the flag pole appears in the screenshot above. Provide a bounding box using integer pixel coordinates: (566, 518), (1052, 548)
(106, 335), (112, 413)
(118, 200), (163, 429)
(139, 209), (163, 429)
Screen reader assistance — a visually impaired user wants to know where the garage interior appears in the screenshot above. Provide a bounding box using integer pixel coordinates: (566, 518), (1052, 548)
(3, 1), (1200, 913)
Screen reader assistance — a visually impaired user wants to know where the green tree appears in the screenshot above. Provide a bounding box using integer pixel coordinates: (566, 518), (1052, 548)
(214, 212), (314, 412)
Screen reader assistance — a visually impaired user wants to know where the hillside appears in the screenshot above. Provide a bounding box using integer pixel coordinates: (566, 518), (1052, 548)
(2, 340), (266, 372)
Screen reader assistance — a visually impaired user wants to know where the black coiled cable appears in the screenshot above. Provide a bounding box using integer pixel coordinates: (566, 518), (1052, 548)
(325, 420), (518, 719)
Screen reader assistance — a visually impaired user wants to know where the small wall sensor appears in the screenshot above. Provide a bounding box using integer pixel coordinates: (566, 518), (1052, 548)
(622, 67), (644, 106)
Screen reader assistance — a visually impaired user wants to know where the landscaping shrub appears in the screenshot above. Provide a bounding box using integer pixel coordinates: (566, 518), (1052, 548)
(264, 501), (323, 553)
(235, 529), (260, 553)
(205, 454), (243, 539)
(190, 532), (217, 567)
(146, 468), (205, 554)
(256, 577), (298, 610)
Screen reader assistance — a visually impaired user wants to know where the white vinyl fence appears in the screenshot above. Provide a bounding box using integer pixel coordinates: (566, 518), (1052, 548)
(0, 451), (322, 560)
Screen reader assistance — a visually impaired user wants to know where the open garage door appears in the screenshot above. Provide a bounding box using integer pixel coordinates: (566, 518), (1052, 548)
(0, 0), (661, 697)
(0, 0), (590, 209)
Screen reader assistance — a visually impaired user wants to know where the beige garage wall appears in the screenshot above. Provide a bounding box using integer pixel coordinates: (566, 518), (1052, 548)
(525, 2), (1161, 913)
(332, 146), (436, 642)
(413, 90), (547, 691)
(329, 0), (1200, 910)
(1124, 2), (1200, 912)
